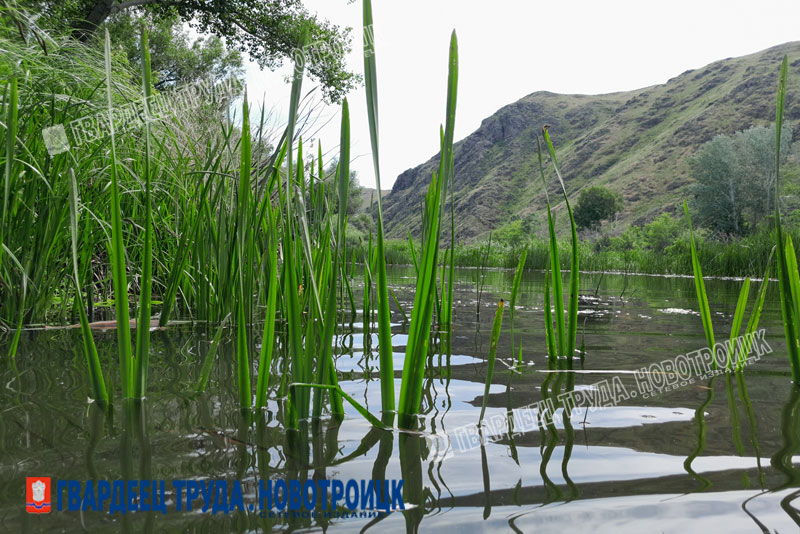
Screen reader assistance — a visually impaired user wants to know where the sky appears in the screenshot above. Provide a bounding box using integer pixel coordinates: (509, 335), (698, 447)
(242, 0), (800, 190)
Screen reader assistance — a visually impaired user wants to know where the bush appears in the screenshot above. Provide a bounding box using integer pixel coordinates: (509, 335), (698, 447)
(574, 186), (623, 230)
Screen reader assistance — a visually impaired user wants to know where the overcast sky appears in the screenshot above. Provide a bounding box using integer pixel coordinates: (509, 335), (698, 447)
(243, 0), (800, 190)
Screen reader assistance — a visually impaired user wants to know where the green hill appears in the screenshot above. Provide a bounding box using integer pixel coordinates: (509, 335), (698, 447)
(383, 42), (800, 240)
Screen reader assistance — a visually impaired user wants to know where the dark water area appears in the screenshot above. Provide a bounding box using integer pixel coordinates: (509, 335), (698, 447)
(2, 266), (800, 533)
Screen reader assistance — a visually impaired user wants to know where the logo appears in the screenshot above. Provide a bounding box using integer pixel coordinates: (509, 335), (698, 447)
(26, 477), (51, 513)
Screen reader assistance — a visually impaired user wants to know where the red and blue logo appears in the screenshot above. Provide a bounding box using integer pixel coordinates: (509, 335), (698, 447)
(26, 477), (51, 514)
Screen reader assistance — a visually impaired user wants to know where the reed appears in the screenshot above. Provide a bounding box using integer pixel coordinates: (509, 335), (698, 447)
(235, 89), (253, 410)
(684, 199), (716, 360)
(397, 30), (459, 429)
(684, 200), (772, 371)
(509, 247), (527, 364)
(363, 0), (396, 415)
(479, 299), (504, 423)
(771, 56), (800, 382)
(104, 29), (134, 398)
(133, 28), (154, 399)
(68, 170), (108, 405)
(537, 131), (580, 368)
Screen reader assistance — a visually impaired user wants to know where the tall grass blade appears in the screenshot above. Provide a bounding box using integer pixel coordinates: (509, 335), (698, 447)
(772, 55), (800, 382)
(728, 278), (750, 369)
(390, 288), (409, 323)
(196, 314), (231, 393)
(256, 208), (279, 411)
(1, 77), (17, 273)
(290, 383), (388, 429)
(134, 28), (154, 399)
(235, 90), (252, 410)
(510, 247), (527, 364)
(543, 127), (579, 364)
(537, 137), (564, 358)
(543, 269), (556, 364)
(104, 29), (133, 397)
(363, 0), (396, 414)
(397, 31), (458, 429)
(68, 170), (108, 405)
(479, 300), (504, 423)
(738, 248), (773, 370)
(684, 199), (715, 364)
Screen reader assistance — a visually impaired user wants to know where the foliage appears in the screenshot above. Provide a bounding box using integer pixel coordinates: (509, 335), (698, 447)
(19, 0), (358, 102)
(573, 185), (623, 231)
(689, 125), (793, 235)
(105, 10), (244, 90)
(321, 159), (363, 215)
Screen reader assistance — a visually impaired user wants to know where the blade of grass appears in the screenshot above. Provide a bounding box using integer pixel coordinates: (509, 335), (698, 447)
(134, 28), (154, 399)
(364, 0), (396, 414)
(684, 199), (716, 365)
(537, 137), (564, 359)
(543, 127), (579, 365)
(0, 77), (17, 273)
(738, 248), (773, 371)
(255, 207), (279, 411)
(397, 31), (458, 429)
(68, 169), (108, 405)
(235, 89), (252, 410)
(479, 299), (504, 423)
(543, 268), (556, 364)
(290, 383), (388, 429)
(772, 55), (800, 382)
(104, 29), (133, 397)
(728, 278), (750, 370)
(196, 314), (231, 392)
(510, 247), (527, 364)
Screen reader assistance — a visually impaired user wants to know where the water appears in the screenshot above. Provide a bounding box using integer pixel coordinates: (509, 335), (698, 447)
(2, 267), (800, 533)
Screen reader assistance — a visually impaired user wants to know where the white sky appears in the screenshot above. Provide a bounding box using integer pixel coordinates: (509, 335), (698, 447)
(242, 0), (800, 190)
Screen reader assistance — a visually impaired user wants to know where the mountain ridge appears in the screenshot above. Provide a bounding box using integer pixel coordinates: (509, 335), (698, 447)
(382, 42), (800, 240)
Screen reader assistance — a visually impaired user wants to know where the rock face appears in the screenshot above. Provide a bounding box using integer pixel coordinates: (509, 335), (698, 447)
(383, 42), (800, 241)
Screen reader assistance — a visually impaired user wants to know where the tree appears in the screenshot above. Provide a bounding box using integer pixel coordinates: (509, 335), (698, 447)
(25, 0), (359, 102)
(574, 186), (623, 230)
(690, 125), (792, 235)
(105, 11), (244, 89)
(322, 159), (362, 215)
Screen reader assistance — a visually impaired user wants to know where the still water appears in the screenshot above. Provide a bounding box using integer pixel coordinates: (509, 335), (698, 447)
(2, 267), (799, 533)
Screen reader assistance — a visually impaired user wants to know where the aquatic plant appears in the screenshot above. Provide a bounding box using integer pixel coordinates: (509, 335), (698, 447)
(684, 199), (772, 371)
(103, 29), (135, 398)
(479, 299), (504, 423)
(509, 247), (527, 364)
(772, 56), (800, 383)
(537, 131), (579, 368)
(397, 29), (459, 429)
(363, 0), (396, 415)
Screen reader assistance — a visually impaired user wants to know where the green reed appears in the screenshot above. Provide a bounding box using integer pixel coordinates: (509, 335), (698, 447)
(537, 130), (579, 368)
(363, 0), (396, 415)
(134, 28), (154, 399)
(479, 299), (505, 423)
(684, 199), (771, 371)
(104, 29), (134, 397)
(510, 247), (527, 364)
(772, 56), (800, 382)
(68, 170), (108, 405)
(397, 30), (459, 429)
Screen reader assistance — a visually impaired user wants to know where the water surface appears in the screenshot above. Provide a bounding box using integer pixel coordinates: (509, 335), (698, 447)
(2, 267), (799, 533)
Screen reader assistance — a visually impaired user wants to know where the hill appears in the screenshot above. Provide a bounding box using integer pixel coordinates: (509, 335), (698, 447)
(382, 42), (800, 241)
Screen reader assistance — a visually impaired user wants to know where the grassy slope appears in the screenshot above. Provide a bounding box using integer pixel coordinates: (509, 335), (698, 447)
(383, 42), (800, 240)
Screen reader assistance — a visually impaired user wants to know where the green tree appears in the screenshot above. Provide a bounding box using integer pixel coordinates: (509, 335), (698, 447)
(24, 0), (359, 102)
(642, 213), (683, 253)
(574, 185), (623, 230)
(322, 159), (362, 215)
(690, 125), (792, 235)
(105, 11), (244, 89)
